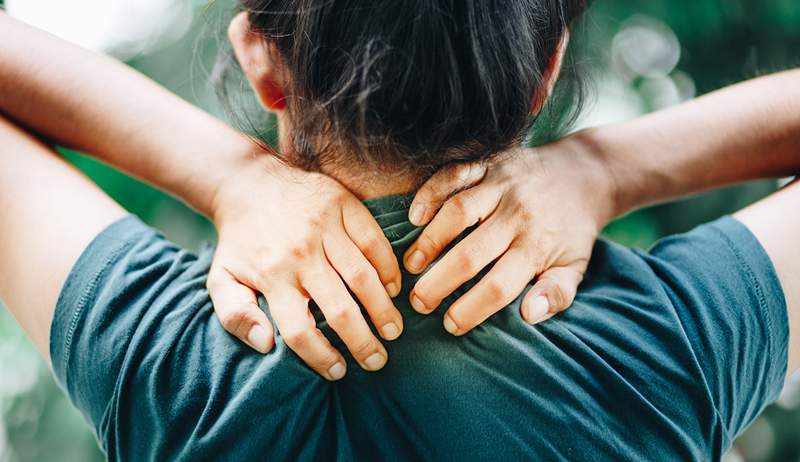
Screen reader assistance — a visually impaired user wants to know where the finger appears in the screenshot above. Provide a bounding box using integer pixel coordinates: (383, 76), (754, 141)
(521, 265), (585, 325)
(410, 218), (513, 314)
(409, 162), (488, 226)
(342, 199), (402, 297)
(323, 228), (403, 340)
(303, 264), (389, 371)
(442, 247), (537, 336)
(404, 186), (501, 274)
(207, 266), (274, 353)
(267, 286), (348, 381)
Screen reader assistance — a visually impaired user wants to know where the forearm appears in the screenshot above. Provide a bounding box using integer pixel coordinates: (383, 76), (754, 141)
(580, 69), (800, 217)
(0, 12), (265, 217)
(0, 115), (126, 359)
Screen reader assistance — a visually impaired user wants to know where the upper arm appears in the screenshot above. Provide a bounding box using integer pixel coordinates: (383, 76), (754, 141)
(45, 213), (326, 458)
(638, 215), (789, 441)
(735, 180), (800, 376)
(0, 117), (321, 458)
(0, 116), (125, 360)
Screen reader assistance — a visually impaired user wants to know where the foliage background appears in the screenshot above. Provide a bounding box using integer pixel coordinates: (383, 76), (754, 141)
(1, 1), (798, 461)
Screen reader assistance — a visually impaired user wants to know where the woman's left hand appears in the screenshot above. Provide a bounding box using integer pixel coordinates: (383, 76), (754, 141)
(404, 133), (618, 335)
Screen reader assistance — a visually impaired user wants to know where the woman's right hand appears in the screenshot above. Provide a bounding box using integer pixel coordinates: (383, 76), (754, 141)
(207, 152), (403, 381)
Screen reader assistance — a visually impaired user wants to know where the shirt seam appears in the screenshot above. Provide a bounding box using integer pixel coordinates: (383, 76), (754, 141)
(710, 225), (774, 362)
(60, 238), (137, 379)
(708, 222), (777, 441)
(646, 256), (735, 448)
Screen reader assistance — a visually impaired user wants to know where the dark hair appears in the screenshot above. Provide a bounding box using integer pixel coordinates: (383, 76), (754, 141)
(216, 0), (588, 176)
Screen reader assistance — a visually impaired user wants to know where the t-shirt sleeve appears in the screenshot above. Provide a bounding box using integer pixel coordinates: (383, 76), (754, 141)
(49, 215), (330, 459)
(641, 215), (789, 440)
(51, 215), (159, 430)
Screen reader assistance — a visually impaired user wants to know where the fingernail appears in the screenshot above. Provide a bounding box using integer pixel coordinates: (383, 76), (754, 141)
(327, 362), (346, 380)
(406, 250), (426, 272)
(409, 204), (425, 225)
(247, 325), (270, 353)
(381, 322), (401, 340)
(443, 314), (458, 335)
(410, 294), (428, 313)
(385, 282), (400, 298)
(524, 296), (550, 324)
(363, 353), (386, 371)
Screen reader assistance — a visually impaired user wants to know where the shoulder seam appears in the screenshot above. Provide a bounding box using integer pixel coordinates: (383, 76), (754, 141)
(61, 237), (137, 381)
(710, 224), (774, 362)
(708, 222), (775, 440)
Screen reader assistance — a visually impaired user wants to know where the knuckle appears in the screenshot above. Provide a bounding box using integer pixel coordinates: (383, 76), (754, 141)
(542, 278), (568, 309)
(301, 265), (329, 283)
(444, 195), (468, 218)
(309, 214), (325, 228)
(287, 243), (312, 260)
(450, 313), (471, 332)
(260, 262), (282, 279)
(517, 243), (540, 265)
(219, 309), (249, 334)
(412, 283), (432, 306)
(255, 253), (283, 274)
(370, 304), (395, 324)
(485, 279), (512, 303)
(343, 264), (372, 287)
(455, 164), (475, 183)
(413, 187), (435, 207)
(574, 270), (586, 285)
(417, 232), (440, 253)
(315, 352), (342, 370)
(326, 306), (355, 327)
(359, 231), (382, 250)
(351, 338), (378, 358)
(552, 286), (568, 310)
(282, 328), (311, 350)
(206, 275), (223, 293)
(329, 190), (350, 205)
(517, 207), (535, 225)
(455, 251), (477, 274)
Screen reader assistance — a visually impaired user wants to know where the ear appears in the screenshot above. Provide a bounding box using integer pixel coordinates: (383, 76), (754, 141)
(531, 30), (570, 115)
(228, 11), (287, 111)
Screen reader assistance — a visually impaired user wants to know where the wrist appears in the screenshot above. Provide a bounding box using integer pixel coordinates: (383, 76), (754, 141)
(203, 138), (279, 222)
(568, 126), (648, 221)
(559, 128), (625, 228)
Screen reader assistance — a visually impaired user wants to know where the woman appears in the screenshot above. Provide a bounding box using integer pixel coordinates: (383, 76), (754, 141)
(1, 0), (592, 377)
(0, 2), (798, 460)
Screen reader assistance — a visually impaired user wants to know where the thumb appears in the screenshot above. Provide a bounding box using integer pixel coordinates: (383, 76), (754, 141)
(207, 265), (275, 353)
(521, 265), (584, 325)
(409, 162), (487, 226)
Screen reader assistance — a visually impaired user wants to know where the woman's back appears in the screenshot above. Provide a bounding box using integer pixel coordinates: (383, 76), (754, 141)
(52, 194), (787, 461)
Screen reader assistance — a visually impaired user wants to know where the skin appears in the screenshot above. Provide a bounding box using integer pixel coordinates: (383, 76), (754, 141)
(0, 117), (126, 362)
(0, 11), (797, 381)
(226, 12), (573, 333)
(410, 70), (800, 353)
(0, 12), (405, 379)
(0, 10), (565, 379)
(0, 10), (564, 378)
(736, 182), (800, 374)
(405, 144), (612, 332)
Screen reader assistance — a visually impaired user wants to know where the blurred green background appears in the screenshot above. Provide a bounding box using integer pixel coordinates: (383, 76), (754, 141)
(1, 0), (799, 461)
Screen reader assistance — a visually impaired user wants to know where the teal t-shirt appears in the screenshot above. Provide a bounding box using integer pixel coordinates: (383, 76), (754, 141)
(50, 195), (788, 461)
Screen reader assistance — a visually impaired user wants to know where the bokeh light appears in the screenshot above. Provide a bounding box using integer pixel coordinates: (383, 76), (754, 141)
(0, 0), (798, 461)
(5, 0), (193, 59)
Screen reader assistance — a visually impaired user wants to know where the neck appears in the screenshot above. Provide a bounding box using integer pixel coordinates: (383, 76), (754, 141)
(319, 163), (422, 200)
(277, 118), (424, 199)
